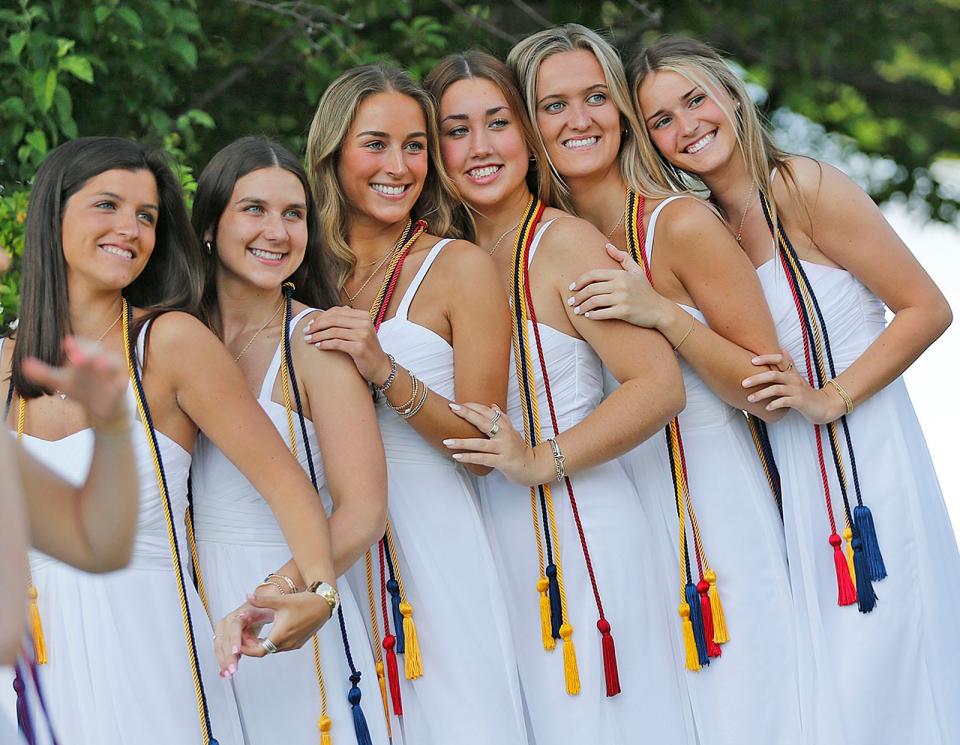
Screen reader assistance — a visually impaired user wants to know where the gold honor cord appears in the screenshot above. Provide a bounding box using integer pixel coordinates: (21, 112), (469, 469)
(357, 218), (427, 723)
(624, 191), (727, 669)
(120, 302), (218, 744)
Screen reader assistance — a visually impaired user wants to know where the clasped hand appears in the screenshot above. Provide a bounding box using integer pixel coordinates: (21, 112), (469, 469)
(743, 350), (847, 424)
(303, 307), (391, 384)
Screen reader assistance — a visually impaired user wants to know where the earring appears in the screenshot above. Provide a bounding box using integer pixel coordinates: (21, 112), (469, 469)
(203, 240), (213, 255)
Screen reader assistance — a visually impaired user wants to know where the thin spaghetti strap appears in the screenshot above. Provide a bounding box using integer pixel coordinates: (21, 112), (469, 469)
(259, 307), (315, 400)
(526, 219), (559, 267)
(644, 195), (692, 269)
(393, 238), (454, 320)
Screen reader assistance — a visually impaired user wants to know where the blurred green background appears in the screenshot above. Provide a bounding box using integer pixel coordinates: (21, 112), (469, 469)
(2, 0), (959, 331)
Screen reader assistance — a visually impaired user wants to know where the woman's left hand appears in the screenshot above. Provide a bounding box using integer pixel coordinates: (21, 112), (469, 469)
(743, 351), (846, 424)
(302, 307), (392, 386)
(444, 402), (551, 486)
(566, 244), (669, 329)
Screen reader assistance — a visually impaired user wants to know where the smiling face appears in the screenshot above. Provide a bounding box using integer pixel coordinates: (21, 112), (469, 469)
(211, 166), (308, 290)
(61, 168), (159, 291)
(638, 67), (739, 179)
(534, 49), (623, 181)
(337, 91), (429, 227)
(438, 77), (531, 211)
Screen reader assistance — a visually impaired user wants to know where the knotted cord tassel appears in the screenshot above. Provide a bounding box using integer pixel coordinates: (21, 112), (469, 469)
(386, 579), (405, 654)
(545, 563), (562, 639)
(559, 623), (580, 695)
(399, 602), (422, 680)
(537, 578), (555, 650)
(597, 618), (621, 697)
(679, 603), (701, 671)
(854, 505), (887, 581)
(705, 569), (729, 644)
(851, 533), (877, 613)
(843, 527), (857, 589)
(27, 587), (47, 665)
(375, 661), (391, 737)
(319, 714), (332, 745)
(829, 533), (858, 606)
(685, 582), (709, 666)
(348, 673), (374, 745)
(13, 666), (34, 744)
(698, 580), (721, 658)
(382, 635), (402, 715)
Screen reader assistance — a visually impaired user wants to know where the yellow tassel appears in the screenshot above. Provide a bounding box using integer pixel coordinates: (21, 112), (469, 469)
(400, 601), (423, 680)
(28, 585), (47, 665)
(843, 527), (856, 589)
(537, 578), (555, 650)
(680, 603), (700, 671)
(319, 714), (332, 745)
(375, 661), (391, 738)
(705, 569), (729, 644)
(559, 623), (580, 695)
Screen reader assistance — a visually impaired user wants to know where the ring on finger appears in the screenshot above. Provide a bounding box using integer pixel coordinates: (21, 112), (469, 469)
(784, 362), (795, 372)
(261, 638), (278, 655)
(487, 422), (500, 438)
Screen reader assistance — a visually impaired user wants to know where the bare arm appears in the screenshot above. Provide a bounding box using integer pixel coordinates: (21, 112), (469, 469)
(747, 159), (952, 422)
(0, 433), (28, 665)
(295, 315), (387, 577)
(149, 313), (336, 592)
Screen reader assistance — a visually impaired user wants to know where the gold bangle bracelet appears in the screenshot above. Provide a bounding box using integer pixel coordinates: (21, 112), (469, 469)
(672, 315), (695, 352)
(825, 378), (854, 415)
(255, 578), (288, 596)
(266, 573), (299, 593)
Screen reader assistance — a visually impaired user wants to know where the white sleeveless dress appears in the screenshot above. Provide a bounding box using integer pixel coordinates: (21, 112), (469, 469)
(757, 249), (960, 744)
(191, 308), (389, 745)
(0, 330), (244, 745)
(479, 221), (694, 745)
(344, 239), (528, 745)
(613, 198), (802, 744)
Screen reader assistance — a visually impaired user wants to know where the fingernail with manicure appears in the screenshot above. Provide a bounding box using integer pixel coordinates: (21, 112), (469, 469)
(568, 282), (576, 291)
(449, 403), (461, 411)
(573, 306), (580, 315)
(567, 296), (575, 306)
(442, 439), (455, 447)
(452, 453), (463, 460)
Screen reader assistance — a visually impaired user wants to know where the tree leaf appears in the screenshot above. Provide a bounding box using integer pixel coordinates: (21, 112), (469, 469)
(60, 55), (94, 83)
(168, 35), (197, 67)
(32, 70), (57, 113)
(116, 7), (143, 33)
(9, 31), (28, 58)
(25, 129), (48, 157)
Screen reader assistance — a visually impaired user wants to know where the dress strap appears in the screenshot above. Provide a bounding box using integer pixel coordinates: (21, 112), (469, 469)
(643, 195), (691, 269)
(527, 219), (559, 267)
(393, 238), (454, 320)
(259, 307), (316, 400)
(135, 319), (153, 377)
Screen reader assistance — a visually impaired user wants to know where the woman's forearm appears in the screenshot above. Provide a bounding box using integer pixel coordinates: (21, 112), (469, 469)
(0, 436), (29, 665)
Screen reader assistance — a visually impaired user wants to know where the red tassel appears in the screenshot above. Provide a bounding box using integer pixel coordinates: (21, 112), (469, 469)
(383, 634), (402, 716)
(698, 580), (721, 658)
(829, 533), (857, 606)
(597, 618), (621, 697)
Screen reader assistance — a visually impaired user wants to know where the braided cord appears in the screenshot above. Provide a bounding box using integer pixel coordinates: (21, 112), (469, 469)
(122, 302), (215, 743)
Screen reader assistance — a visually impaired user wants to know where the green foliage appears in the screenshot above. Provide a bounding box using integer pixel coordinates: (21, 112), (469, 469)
(0, 190), (29, 334)
(1, 0), (957, 330)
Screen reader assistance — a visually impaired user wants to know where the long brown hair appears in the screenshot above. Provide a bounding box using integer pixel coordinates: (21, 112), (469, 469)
(305, 64), (460, 287)
(424, 50), (550, 239)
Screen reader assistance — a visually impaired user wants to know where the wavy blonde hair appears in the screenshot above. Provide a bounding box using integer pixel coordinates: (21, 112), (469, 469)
(507, 23), (674, 212)
(424, 50), (550, 240)
(305, 64), (460, 287)
(628, 36), (800, 222)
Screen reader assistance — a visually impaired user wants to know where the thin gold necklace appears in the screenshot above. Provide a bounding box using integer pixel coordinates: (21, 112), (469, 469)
(344, 220), (412, 304)
(488, 220), (523, 257)
(605, 203), (626, 239)
(233, 300), (284, 363)
(54, 310), (122, 400)
(735, 185), (758, 244)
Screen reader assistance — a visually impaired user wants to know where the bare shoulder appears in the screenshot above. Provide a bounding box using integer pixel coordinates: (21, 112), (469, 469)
(537, 212), (617, 275)
(432, 237), (499, 285)
(657, 195), (726, 246)
(292, 310), (361, 381)
(144, 310), (216, 349)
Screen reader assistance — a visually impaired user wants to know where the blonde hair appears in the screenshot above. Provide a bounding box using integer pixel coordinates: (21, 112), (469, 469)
(628, 36), (800, 217)
(507, 23), (673, 212)
(424, 50), (550, 240)
(306, 63), (460, 287)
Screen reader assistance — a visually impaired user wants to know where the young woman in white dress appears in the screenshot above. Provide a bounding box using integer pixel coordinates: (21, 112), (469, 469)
(426, 50), (694, 745)
(508, 25), (802, 744)
(299, 64), (527, 745)
(0, 137), (340, 745)
(2, 338), (137, 745)
(188, 137), (390, 745)
(632, 36), (960, 744)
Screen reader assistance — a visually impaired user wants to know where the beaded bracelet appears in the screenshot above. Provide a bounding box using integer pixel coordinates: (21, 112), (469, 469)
(374, 354), (398, 394)
(256, 577), (289, 595)
(546, 437), (566, 482)
(825, 378), (854, 415)
(266, 573), (298, 594)
(400, 385), (429, 420)
(388, 371), (420, 414)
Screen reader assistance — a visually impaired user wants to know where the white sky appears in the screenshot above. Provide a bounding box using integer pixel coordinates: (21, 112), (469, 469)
(885, 205), (959, 531)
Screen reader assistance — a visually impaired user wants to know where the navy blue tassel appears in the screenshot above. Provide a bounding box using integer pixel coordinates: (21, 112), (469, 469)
(545, 563), (563, 639)
(387, 579), (405, 653)
(685, 582), (709, 667)
(348, 672), (373, 745)
(851, 531), (877, 613)
(854, 505), (887, 581)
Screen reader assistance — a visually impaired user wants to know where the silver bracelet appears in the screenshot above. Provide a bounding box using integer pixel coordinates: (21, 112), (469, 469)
(547, 437), (565, 482)
(399, 384), (429, 420)
(374, 354), (398, 394)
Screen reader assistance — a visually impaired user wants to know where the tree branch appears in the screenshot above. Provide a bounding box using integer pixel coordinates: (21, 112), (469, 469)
(436, 0), (517, 43)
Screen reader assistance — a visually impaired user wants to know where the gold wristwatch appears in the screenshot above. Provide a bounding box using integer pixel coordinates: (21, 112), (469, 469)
(307, 580), (340, 614)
